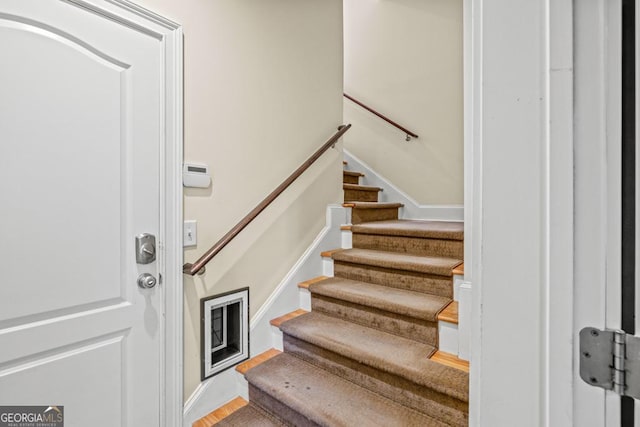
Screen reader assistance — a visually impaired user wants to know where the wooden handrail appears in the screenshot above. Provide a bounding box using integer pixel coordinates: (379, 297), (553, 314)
(183, 124), (352, 276)
(343, 93), (418, 141)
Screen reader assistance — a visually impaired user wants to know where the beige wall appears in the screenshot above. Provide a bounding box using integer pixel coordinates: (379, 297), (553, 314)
(135, 0), (344, 401)
(344, 0), (463, 205)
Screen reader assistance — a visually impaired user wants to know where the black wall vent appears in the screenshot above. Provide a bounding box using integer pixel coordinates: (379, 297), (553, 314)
(201, 287), (249, 379)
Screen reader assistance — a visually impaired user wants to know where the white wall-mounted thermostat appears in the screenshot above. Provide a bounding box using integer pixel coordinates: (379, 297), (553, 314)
(183, 163), (211, 188)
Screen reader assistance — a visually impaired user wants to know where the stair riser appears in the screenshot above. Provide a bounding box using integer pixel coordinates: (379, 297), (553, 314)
(334, 262), (453, 298)
(282, 335), (468, 426)
(343, 174), (360, 185)
(353, 234), (463, 259)
(249, 384), (318, 427)
(344, 188), (379, 202)
(311, 295), (438, 346)
(351, 207), (399, 224)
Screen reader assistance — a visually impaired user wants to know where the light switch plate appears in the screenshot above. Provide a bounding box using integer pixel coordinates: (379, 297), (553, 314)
(184, 220), (197, 247)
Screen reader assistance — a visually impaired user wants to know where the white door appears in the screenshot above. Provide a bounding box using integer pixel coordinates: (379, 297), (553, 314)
(574, 0), (640, 425)
(0, 1), (164, 425)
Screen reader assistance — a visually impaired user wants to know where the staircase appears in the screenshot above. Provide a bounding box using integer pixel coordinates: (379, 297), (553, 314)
(198, 163), (469, 426)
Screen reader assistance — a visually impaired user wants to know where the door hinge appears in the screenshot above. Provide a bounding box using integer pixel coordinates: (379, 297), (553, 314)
(580, 327), (640, 399)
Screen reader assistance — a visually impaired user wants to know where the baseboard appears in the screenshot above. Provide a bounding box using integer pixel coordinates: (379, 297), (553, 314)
(343, 150), (464, 221)
(183, 204), (346, 425)
(183, 367), (245, 427)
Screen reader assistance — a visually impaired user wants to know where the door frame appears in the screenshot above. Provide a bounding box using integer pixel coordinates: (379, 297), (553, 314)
(73, 1), (185, 425)
(464, 0), (575, 424)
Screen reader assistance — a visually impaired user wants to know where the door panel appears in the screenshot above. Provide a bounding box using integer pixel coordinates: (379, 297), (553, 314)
(0, 22), (126, 322)
(0, 2), (162, 425)
(0, 335), (125, 425)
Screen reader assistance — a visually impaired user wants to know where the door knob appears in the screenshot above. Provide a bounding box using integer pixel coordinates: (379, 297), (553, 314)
(137, 273), (157, 289)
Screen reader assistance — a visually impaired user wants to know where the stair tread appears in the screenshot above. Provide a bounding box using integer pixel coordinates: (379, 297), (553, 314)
(343, 183), (381, 192)
(245, 353), (447, 427)
(430, 351), (469, 373)
(343, 170), (364, 177)
(279, 311), (468, 401)
(193, 397), (248, 427)
(270, 309), (308, 328)
(213, 403), (285, 426)
(437, 301), (458, 324)
(343, 202), (403, 209)
(352, 219), (464, 241)
(452, 263), (464, 276)
(332, 248), (462, 277)
(297, 276), (328, 289)
(320, 248), (344, 258)
(309, 277), (450, 321)
(236, 349), (282, 375)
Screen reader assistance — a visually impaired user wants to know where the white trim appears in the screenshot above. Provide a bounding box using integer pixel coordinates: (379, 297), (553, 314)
(463, 0), (473, 282)
(182, 204), (346, 426)
(183, 368), (240, 427)
(573, 1), (621, 425)
(343, 150), (463, 221)
(457, 282), (471, 361)
(467, 0), (483, 422)
(61, 0), (164, 39)
(468, 0), (574, 424)
(103, 0), (180, 29)
(165, 22), (184, 427)
(604, 1), (622, 424)
(100, 2), (184, 426)
(203, 291), (250, 378)
(544, 1), (574, 424)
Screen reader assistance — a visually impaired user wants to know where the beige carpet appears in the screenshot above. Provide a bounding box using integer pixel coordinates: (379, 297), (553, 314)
(217, 168), (468, 426)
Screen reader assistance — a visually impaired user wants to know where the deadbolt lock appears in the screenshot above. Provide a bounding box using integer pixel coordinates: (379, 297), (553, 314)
(135, 233), (156, 264)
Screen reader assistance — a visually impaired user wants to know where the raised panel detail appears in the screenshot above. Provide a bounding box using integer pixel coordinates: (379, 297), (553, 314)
(0, 334), (125, 427)
(0, 22), (130, 322)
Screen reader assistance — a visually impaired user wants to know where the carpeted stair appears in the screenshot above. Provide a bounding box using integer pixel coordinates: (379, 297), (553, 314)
(213, 163), (468, 426)
(214, 403), (284, 427)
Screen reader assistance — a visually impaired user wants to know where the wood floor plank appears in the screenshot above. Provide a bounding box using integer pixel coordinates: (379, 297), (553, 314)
(269, 309), (309, 328)
(430, 350), (469, 373)
(437, 301), (458, 324)
(236, 348), (282, 375)
(192, 397), (248, 427)
(298, 276), (328, 289)
(340, 225), (352, 231)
